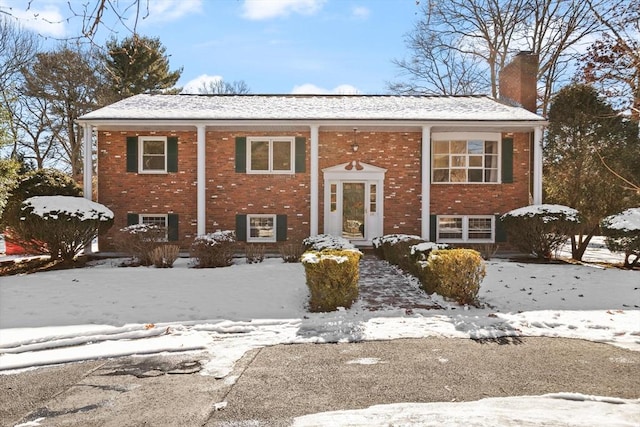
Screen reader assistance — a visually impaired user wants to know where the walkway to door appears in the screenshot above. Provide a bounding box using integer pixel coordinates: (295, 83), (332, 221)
(356, 254), (442, 312)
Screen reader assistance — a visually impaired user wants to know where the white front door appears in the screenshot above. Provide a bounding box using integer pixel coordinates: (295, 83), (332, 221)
(323, 161), (386, 244)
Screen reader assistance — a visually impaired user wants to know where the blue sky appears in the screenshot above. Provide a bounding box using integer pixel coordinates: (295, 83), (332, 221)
(2, 0), (423, 94)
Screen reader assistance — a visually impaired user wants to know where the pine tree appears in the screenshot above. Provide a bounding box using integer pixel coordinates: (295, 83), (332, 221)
(102, 35), (182, 101)
(544, 83), (640, 260)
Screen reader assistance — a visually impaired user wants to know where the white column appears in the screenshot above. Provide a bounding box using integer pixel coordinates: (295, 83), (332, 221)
(533, 126), (543, 204)
(310, 124), (319, 236)
(83, 124), (93, 200)
(421, 125), (431, 240)
(197, 124), (206, 236)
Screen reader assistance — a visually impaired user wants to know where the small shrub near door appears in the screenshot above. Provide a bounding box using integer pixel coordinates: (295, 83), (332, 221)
(301, 249), (362, 312)
(190, 231), (236, 268)
(418, 249), (486, 306)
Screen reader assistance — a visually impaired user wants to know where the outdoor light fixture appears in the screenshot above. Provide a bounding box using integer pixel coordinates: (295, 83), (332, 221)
(351, 128), (359, 152)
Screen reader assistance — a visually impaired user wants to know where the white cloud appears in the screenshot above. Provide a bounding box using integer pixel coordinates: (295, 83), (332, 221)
(351, 6), (370, 20)
(291, 83), (361, 94)
(181, 74), (224, 94)
(242, 0), (326, 20)
(146, 0), (203, 23)
(0, 0), (66, 37)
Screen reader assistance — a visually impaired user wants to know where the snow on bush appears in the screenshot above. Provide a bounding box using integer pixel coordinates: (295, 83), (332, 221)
(372, 234), (422, 248)
(303, 234), (356, 251)
(190, 231), (236, 268)
(501, 204), (581, 259)
(116, 224), (167, 266)
(19, 196), (114, 262)
(601, 207), (640, 268)
(410, 242), (448, 255)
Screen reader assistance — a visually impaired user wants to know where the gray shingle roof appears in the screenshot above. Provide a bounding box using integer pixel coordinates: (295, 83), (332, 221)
(79, 94), (545, 122)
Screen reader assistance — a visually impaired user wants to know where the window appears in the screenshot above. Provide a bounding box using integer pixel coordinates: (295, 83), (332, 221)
(247, 137), (294, 173)
(139, 136), (167, 173)
(437, 215), (494, 242)
(432, 133), (500, 183)
(140, 214), (168, 241)
(247, 214), (277, 242)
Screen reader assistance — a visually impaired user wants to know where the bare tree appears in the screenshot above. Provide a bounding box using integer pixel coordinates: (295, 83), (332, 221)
(197, 79), (251, 95)
(391, 0), (616, 114)
(20, 44), (104, 176)
(581, 0), (640, 122)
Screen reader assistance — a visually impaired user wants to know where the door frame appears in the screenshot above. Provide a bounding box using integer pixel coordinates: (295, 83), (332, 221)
(322, 161), (386, 244)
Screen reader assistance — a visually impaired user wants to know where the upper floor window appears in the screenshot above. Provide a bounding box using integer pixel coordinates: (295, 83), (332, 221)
(247, 137), (294, 174)
(139, 136), (167, 173)
(432, 133), (500, 183)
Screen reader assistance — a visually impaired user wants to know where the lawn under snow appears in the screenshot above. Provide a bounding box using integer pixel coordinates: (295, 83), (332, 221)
(1, 241), (639, 425)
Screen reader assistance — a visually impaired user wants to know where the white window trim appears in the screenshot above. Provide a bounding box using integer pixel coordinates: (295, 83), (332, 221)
(139, 136), (168, 174)
(431, 132), (501, 184)
(247, 214), (277, 243)
(246, 136), (295, 174)
(139, 213), (168, 241)
(437, 215), (495, 243)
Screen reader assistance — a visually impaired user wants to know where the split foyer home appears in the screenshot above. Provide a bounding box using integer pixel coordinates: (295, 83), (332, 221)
(78, 52), (545, 251)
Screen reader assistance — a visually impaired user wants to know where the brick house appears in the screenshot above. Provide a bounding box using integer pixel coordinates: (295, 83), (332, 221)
(78, 52), (545, 251)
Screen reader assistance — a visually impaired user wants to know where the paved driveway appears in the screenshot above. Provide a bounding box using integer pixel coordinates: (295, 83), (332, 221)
(3, 337), (638, 426)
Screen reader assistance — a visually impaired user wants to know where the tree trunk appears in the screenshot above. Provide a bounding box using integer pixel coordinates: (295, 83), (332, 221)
(571, 226), (598, 261)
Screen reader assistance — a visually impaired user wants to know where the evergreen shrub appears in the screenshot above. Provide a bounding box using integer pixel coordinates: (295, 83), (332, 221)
(601, 207), (640, 268)
(190, 231), (235, 268)
(301, 249), (362, 312)
(302, 234), (356, 251)
(418, 249), (486, 306)
(18, 196), (113, 262)
(501, 204), (580, 259)
(372, 234), (425, 274)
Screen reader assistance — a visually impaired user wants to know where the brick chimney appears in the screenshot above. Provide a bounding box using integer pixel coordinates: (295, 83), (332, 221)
(499, 51), (538, 113)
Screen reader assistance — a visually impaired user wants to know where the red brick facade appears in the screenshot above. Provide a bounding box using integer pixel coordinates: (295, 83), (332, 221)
(97, 128), (533, 250)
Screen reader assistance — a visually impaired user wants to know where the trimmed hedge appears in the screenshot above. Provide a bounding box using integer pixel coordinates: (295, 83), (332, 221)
(418, 249), (485, 306)
(301, 249), (362, 312)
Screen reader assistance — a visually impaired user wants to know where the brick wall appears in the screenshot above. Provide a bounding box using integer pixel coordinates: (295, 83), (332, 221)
(98, 128), (532, 250)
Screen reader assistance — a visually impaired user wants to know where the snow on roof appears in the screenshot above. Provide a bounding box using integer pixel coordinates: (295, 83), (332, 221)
(602, 207), (640, 231)
(23, 196), (114, 221)
(79, 94), (545, 122)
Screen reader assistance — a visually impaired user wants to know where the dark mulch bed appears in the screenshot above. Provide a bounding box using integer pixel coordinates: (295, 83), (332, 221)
(0, 256), (87, 276)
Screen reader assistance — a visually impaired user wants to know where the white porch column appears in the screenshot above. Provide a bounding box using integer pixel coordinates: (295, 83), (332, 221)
(310, 124), (319, 236)
(82, 124), (93, 200)
(421, 125), (431, 240)
(197, 124), (206, 236)
(533, 126), (543, 205)
(82, 124), (94, 254)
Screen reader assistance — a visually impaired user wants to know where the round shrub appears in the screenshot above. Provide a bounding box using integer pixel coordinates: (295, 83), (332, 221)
(419, 248), (486, 306)
(601, 207), (640, 268)
(301, 249), (362, 312)
(501, 204), (580, 259)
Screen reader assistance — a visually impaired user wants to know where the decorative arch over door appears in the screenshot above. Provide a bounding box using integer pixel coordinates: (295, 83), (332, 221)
(322, 161), (387, 243)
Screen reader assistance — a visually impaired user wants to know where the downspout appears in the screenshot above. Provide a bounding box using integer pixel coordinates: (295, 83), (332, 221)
(533, 126), (543, 204)
(421, 125), (431, 240)
(197, 124), (206, 236)
(310, 124), (319, 236)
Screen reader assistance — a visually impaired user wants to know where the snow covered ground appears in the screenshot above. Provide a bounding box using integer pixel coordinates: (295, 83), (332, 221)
(1, 240), (639, 425)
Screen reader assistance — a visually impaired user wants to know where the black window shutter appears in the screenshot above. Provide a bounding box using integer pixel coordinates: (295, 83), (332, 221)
(167, 137), (178, 172)
(495, 215), (508, 242)
(127, 213), (139, 226)
(276, 215), (287, 241)
(236, 214), (247, 241)
(126, 136), (138, 172)
(235, 137), (247, 173)
(501, 137), (514, 184)
(429, 214), (437, 242)
(295, 137), (306, 173)
(167, 214), (179, 242)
